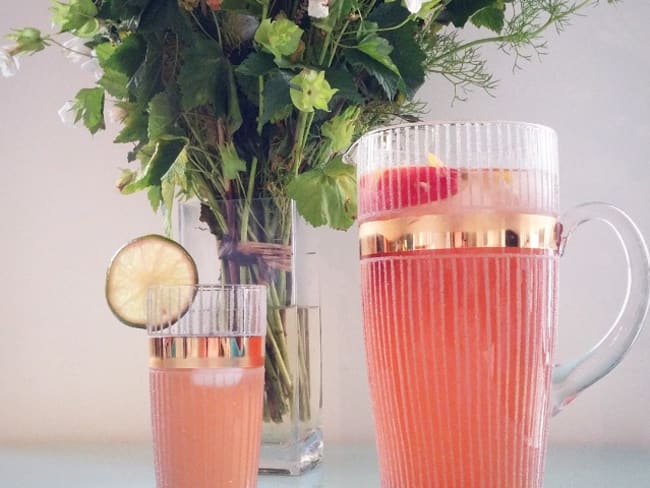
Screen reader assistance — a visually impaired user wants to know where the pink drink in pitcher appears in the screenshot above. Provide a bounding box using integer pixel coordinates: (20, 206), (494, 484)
(352, 122), (649, 488)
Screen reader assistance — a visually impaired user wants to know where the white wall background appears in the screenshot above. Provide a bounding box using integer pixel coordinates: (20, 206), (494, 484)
(1, 1), (648, 448)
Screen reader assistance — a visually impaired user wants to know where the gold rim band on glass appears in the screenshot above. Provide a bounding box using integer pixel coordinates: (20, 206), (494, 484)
(359, 213), (560, 257)
(149, 336), (265, 369)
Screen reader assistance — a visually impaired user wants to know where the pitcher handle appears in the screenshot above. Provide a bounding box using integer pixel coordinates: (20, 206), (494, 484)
(551, 202), (650, 415)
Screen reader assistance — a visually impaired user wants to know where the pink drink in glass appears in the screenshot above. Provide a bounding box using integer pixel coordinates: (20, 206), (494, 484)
(149, 343), (264, 488)
(147, 285), (266, 488)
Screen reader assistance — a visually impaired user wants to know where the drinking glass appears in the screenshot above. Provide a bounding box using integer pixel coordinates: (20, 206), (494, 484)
(147, 284), (267, 488)
(349, 121), (650, 487)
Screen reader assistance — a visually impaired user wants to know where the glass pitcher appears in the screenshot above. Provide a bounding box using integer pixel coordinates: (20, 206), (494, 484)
(349, 121), (650, 487)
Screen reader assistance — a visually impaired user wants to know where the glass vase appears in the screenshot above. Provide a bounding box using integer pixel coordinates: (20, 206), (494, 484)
(177, 198), (323, 475)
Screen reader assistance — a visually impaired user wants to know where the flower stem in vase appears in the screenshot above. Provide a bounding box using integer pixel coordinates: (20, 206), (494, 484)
(198, 199), (308, 426)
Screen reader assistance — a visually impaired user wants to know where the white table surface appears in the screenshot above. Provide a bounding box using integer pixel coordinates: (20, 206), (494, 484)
(1, 442), (648, 487)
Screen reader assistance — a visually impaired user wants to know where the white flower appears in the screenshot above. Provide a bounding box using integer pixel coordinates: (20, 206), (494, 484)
(81, 56), (103, 80)
(308, 0), (329, 19)
(63, 37), (92, 64)
(58, 101), (81, 128)
(0, 46), (20, 77)
(404, 0), (424, 14)
(106, 99), (127, 125)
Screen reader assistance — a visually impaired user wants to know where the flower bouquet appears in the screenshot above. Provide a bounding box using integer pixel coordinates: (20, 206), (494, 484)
(3, 0), (607, 474)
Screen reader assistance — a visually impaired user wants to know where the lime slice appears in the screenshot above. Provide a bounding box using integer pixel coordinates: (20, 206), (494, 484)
(106, 234), (198, 329)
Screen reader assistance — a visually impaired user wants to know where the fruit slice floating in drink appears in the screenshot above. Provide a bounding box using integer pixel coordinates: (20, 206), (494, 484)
(358, 157), (461, 214)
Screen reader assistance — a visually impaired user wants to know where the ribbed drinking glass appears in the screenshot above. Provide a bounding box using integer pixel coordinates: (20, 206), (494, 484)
(147, 284), (267, 488)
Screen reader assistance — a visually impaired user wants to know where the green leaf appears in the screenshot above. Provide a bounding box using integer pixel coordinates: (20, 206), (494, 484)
(72, 87), (105, 134)
(51, 0), (100, 37)
(127, 36), (163, 105)
(178, 38), (224, 111)
(148, 91), (178, 140)
(219, 143), (246, 180)
(224, 63), (242, 135)
(160, 150), (188, 234)
(367, 2), (409, 26)
(114, 102), (148, 143)
(138, 0), (193, 39)
(101, 34), (146, 77)
(8, 28), (46, 54)
(236, 51), (275, 77)
(356, 34), (400, 76)
(160, 148), (188, 214)
(288, 156), (356, 230)
(384, 28), (425, 98)
(160, 172), (177, 220)
(95, 38), (145, 99)
(471, 3), (506, 33)
(94, 42), (116, 65)
(325, 67), (364, 104)
(127, 140), (148, 163)
(368, 3), (426, 98)
(98, 68), (130, 99)
(444, 0), (496, 27)
(344, 49), (401, 100)
(122, 136), (187, 194)
(254, 18), (303, 61)
(147, 185), (162, 212)
(321, 106), (360, 153)
(105, 0), (152, 20)
(75, 18), (101, 37)
(261, 72), (292, 125)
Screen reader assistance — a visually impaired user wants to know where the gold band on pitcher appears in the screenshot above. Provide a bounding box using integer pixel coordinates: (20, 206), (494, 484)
(149, 336), (265, 369)
(359, 213), (560, 257)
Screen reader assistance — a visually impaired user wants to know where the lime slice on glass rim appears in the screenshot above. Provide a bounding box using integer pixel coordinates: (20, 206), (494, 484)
(105, 234), (198, 329)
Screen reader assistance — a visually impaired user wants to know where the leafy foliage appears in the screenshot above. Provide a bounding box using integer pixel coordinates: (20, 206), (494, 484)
(261, 73), (292, 125)
(471, 3), (507, 33)
(72, 87), (105, 134)
(6, 0), (607, 230)
(445, 0), (500, 27)
(122, 136), (187, 194)
(51, 0), (100, 37)
(178, 38), (224, 111)
(288, 156), (357, 229)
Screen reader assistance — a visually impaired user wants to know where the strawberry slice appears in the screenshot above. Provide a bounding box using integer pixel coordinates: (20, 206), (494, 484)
(360, 166), (460, 213)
